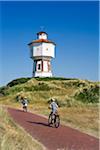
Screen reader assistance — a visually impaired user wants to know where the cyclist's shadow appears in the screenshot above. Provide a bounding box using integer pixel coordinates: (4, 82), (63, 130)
(27, 121), (51, 127)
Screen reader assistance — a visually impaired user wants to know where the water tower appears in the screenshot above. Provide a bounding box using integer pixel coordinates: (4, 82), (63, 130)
(28, 31), (56, 77)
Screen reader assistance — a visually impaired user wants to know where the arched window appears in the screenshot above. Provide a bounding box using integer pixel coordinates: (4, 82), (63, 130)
(38, 64), (41, 70)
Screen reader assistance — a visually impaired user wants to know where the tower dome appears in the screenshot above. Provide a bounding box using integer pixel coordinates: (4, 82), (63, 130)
(37, 31), (48, 40)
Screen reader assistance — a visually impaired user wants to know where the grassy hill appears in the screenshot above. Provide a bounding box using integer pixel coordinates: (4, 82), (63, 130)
(0, 77), (99, 138)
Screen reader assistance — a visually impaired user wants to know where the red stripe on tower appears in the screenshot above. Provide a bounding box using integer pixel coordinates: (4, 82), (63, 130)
(42, 60), (43, 71)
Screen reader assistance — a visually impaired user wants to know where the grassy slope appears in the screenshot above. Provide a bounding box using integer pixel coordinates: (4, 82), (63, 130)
(0, 77), (99, 139)
(0, 105), (45, 150)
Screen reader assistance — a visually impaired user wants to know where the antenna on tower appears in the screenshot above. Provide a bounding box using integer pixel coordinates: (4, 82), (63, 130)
(40, 26), (45, 31)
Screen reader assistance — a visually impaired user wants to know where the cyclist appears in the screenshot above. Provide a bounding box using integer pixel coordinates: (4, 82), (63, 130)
(48, 98), (60, 127)
(21, 97), (28, 112)
(49, 98), (58, 115)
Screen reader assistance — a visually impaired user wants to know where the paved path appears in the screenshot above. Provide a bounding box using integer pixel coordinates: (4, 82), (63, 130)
(8, 108), (99, 150)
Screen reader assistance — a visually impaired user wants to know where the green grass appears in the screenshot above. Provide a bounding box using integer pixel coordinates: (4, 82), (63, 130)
(0, 105), (45, 150)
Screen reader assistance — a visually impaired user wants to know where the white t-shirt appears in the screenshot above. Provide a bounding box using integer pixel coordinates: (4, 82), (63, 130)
(50, 101), (58, 111)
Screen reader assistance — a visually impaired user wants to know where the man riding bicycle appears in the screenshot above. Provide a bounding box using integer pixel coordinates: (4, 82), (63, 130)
(48, 98), (60, 127)
(49, 98), (58, 115)
(21, 97), (28, 112)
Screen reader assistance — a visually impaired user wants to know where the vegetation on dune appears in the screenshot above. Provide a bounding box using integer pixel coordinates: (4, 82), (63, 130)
(75, 85), (99, 103)
(7, 78), (31, 87)
(0, 77), (99, 137)
(0, 77), (99, 104)
(35, 77), (78, 81)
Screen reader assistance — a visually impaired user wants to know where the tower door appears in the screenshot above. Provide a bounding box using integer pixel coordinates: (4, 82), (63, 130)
(36, 60), (42, 72)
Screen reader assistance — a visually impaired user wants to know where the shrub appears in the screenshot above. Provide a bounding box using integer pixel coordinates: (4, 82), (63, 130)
(9, 86), (24, 94)
(33, 83), (51, 91)
(24, 83), (51, 92)
(75, 85), (99, 103)
(7, 78), (31, 87)
(35, 77), (78, 81)
(0, 86), (9, 96)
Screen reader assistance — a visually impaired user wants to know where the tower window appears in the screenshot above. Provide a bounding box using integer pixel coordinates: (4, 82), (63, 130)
(38, 64), (41, 70)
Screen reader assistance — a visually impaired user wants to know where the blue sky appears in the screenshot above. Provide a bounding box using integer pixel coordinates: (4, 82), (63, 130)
(0, 1), (99, 86)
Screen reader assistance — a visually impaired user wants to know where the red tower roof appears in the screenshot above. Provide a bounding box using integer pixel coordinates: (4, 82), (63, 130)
(28, 39), (56, 46)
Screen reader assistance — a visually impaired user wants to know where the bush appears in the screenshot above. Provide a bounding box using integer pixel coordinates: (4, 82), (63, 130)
(9, 86), (24, 94)
(0, 86), (9, 96)
(24, 83), (51, 92)
(35, 77), (78, 81)
(75, 85), (99, 103)
(7, 78), (31, 87)
(33, 83), (51, 91)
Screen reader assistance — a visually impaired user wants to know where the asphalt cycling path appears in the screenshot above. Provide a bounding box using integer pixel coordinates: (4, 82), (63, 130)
(8, 108), (99, 150)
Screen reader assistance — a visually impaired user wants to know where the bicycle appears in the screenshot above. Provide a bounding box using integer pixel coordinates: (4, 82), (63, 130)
(23, 105), (27, 112)
(48, 112), (60, 128)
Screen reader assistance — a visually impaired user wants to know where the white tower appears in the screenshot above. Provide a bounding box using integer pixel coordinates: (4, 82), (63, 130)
(28, 31), (56, 77)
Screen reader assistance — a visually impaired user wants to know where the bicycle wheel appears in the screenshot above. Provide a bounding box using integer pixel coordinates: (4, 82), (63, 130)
(55, 115), (60, 128)
(23, 106), (27, 112)
(25, 106), (27, 112)
(48, 114), (52, 126)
